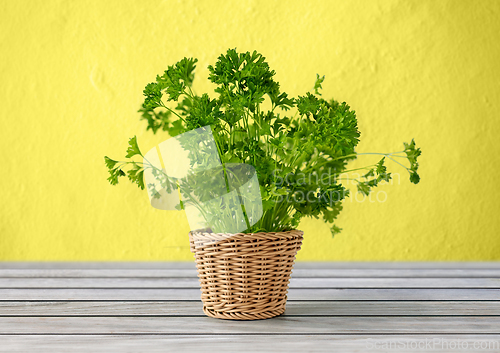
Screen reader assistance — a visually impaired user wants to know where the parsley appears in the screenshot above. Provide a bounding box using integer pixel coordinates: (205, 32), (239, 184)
(125, 136), (142, 158)
(105, 49), (422, 236)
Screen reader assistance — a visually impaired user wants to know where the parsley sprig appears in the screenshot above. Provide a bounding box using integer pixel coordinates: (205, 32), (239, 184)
(105, 49), (421, 236)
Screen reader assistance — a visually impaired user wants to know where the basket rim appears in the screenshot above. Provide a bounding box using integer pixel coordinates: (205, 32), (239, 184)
(188, 229), (303, 251)
(189, 229), (303, 237)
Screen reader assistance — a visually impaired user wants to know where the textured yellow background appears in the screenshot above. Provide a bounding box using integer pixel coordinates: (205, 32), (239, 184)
(1, 0), (499, 261)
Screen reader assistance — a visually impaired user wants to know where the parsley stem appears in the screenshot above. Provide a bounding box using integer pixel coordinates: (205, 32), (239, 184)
(385, 155), (410, 171)
(341, 165), (377, 174)
(159, 102), (186, 123)
(331, 151), (405, 161)
(306, 164), (375, 185)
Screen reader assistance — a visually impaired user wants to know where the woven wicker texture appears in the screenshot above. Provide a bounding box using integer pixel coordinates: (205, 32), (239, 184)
(189, 230), (303, 320)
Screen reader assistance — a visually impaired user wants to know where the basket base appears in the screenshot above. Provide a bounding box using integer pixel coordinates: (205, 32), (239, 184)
(203, 305), (286, 320)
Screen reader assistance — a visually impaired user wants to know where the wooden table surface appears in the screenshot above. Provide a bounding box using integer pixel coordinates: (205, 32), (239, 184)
(0, 262), (499, 352)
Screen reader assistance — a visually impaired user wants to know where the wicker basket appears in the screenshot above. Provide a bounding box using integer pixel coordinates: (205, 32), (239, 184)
(189, 229), (303, 320)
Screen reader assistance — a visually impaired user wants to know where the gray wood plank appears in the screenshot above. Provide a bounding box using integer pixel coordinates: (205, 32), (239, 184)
(0, 288), (499, 300)
(1, 335), (499, 353)
(293, 262), (500, 269)
(2, 262), (500, 269)
(0, 316), (498, 334)
(0, 263), (498, 353)
(0, 269), (200, 278)
(2, 268), (500, 278)
(0, 262), (197, 270)
(1, 277), (499, 288)
(1, 301), (500, 316)
(0, 277), (201, 288)
(291, 268), (500, 278)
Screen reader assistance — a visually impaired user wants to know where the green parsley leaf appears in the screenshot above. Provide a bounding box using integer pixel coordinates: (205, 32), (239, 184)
(142, 82), (163, 110)
(125, 136), (142, 158)
(127, 162), (145, 190)
(104, 156), (117, 170)
(404, 139), (422, 184)
(410, 170), (420, 184)
(157, 58), (198, 101)
(313, 74), (325, 95)
(357, 181), (371, 196)
(107, 168), (125, 186)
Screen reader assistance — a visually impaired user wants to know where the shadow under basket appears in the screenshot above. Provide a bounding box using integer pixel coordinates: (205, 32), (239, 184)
(189, 229), (303, 320)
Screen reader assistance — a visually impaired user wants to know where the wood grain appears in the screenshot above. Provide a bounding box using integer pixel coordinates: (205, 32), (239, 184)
(1, 277), (500, 288)
(1, 301), (500, 316)
(2, 262), (499, 269)
(0, 316), (499, 334)
(0, 335), (498, 353)
(1, 262), (499, 353)
(1, 268), (500, 278)
(1, 288), (499, 300)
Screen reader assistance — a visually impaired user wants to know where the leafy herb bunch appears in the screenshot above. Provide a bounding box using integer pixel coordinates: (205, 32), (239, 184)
(105, 49), (421, 236)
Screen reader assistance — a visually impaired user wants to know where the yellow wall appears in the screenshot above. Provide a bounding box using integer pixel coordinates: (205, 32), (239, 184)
(1, 0), (499, 261)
